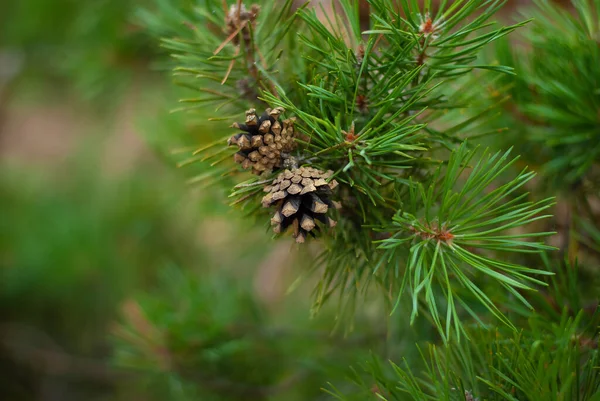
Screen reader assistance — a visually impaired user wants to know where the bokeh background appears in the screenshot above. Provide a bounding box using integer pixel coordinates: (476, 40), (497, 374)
(0, 1), (568, 400)
(0, 2), (382, 400)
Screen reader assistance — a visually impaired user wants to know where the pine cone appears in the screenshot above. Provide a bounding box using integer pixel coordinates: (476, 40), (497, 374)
(261, 167), (339, 243)
(225, 3), (260, 46)
(228, 108), (297, 175)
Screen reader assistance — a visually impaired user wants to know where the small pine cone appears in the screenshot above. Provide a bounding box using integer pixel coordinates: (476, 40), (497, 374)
(261, 167), (340, 243)
(225, 3), (260, 45)
(228, 108), (297, 175)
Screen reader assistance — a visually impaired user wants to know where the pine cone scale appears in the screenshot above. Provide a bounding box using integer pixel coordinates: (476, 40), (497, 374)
(282, 197), (301, 217)
(251, 135), (263, 148)
(300, 214), (316, 231)
(280, 179), (291, 190)
(287, 183), (302, 195)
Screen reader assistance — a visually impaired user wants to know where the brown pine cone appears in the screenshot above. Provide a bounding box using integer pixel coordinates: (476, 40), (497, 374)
(228, 108), (297, 175)
(225, 3), (260, 46)
(261, 167), (340, 243)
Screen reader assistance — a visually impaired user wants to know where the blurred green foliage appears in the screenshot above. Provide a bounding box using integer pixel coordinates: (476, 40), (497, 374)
(491, 0), (600, 190)
(0, 0), (155, 101)
(113, 266), (390, 401)
(0, 151), (205, 399)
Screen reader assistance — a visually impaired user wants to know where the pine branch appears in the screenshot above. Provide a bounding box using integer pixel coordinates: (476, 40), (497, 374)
(330, 310), (600, 401)
(142, 0), (556, 348)
(376, 144), (555, 341)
